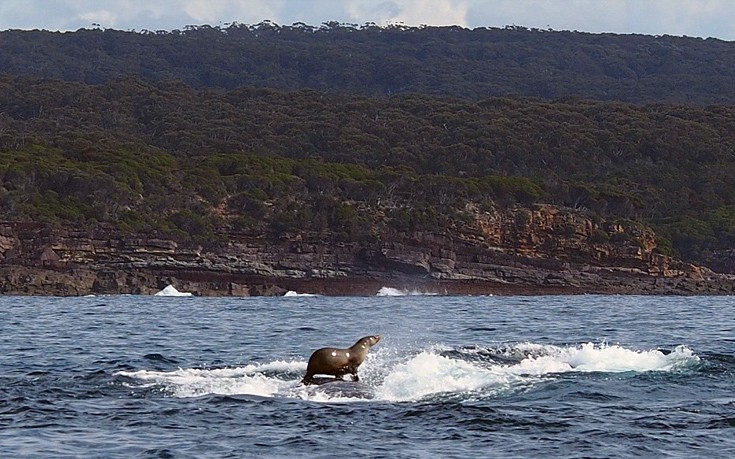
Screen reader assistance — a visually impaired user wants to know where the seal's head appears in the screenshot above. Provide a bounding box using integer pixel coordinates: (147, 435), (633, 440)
(358, 335), (381, 348)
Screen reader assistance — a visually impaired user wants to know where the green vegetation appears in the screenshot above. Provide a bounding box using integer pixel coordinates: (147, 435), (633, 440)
(1, 22), (735, 271)
(1, 24), (735, 104)
(1, 75), (735, 268)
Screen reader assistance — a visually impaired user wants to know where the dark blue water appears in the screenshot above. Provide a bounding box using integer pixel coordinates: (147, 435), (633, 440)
(1, 293), (734, 458)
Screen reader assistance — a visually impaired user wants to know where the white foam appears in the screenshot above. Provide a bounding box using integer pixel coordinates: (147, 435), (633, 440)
(154, 285), (193, 296)
(376, 351), (521, 401)
(507, 342), (699, 375)
(116, 343), (700, 402)
(117, 360), (305, 398)
(283, 291), (317, 297)
(376, 286), (437, 296)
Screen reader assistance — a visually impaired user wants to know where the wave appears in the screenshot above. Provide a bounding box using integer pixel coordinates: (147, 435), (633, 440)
(283, 291), (318, 297)
(117, 360), (306, 398)
(154, 285), (193, 297)
(376, 286), (438, 296)
(115, 342), (701, 403)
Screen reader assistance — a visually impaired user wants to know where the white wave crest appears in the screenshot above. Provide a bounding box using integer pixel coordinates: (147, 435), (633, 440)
(283, 291), (318, 297)
(116, 343), (699, 402)
(376, 286), (437, 296)
(376, 351), (522, 401)
(117, 360), (306, 398)
(154, 285), (192, 296)
(503, 342), (699, 375)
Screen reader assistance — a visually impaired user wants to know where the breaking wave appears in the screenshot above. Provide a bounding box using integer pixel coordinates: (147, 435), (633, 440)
(283, 291), (318, 297)
(376, 286), (438, 296)
(116, 342), (701, 403)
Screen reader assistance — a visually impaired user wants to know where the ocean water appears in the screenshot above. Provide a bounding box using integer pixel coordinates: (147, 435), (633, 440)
(1, 292), (733, 458)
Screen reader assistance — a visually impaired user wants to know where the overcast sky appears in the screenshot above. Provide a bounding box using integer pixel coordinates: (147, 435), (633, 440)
(0, 0), (733, 40)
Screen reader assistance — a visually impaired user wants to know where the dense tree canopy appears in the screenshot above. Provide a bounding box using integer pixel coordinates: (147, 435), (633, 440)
(1, 76), (735, 268)
(0, 23), (734, 104)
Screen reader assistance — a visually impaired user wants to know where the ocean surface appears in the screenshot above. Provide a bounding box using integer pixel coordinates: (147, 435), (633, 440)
(1, 290), (734, 458)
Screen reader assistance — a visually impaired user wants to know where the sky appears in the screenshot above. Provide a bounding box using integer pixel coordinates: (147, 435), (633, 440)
(0, 0), (733, 41)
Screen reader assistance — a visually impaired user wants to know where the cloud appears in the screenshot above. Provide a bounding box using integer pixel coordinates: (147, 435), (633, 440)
(465, 0), (735, 39)
(183, 0), (281, 25)
(635, 0), (735, 39)
(346, 1), (403, 23)
(390, 0), (469, 27)
(79, 10), (119, 27)
(466, 0), (628, 32)
(0, 0), (78, 30)
(343, 0), (469, 27)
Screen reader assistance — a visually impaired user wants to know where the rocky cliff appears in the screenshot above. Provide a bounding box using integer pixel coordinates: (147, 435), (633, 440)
(1, 204), (731, 296)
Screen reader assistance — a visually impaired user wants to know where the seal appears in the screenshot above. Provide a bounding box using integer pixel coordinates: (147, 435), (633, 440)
(301, 335), (381, 386)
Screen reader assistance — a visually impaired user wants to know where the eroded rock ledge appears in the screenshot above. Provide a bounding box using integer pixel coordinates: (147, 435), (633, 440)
(1, 205), (732, 296)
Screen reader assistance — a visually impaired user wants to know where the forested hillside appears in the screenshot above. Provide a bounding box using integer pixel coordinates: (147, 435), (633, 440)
(1, 23), (734, 104)
(2, 76), (735, 269)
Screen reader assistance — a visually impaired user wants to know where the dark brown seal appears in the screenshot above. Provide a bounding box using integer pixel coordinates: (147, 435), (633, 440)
(301, 335), (382, 385)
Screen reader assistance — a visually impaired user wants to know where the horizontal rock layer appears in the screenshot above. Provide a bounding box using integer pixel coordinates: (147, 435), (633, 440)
(1, 204), (733, 296)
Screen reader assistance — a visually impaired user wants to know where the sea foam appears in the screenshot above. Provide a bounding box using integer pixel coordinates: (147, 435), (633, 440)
(154, 285), (193, 297)
(116, 342), (700, 402)
(376, 286), (437, 296)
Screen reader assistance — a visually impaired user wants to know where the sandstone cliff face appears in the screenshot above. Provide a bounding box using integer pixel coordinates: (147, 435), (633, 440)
(0, 204), (731, 296)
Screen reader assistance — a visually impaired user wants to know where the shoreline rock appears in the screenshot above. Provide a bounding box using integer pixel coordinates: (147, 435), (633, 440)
(1, 207), (734, 297)
(1, 257), (732, 297)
